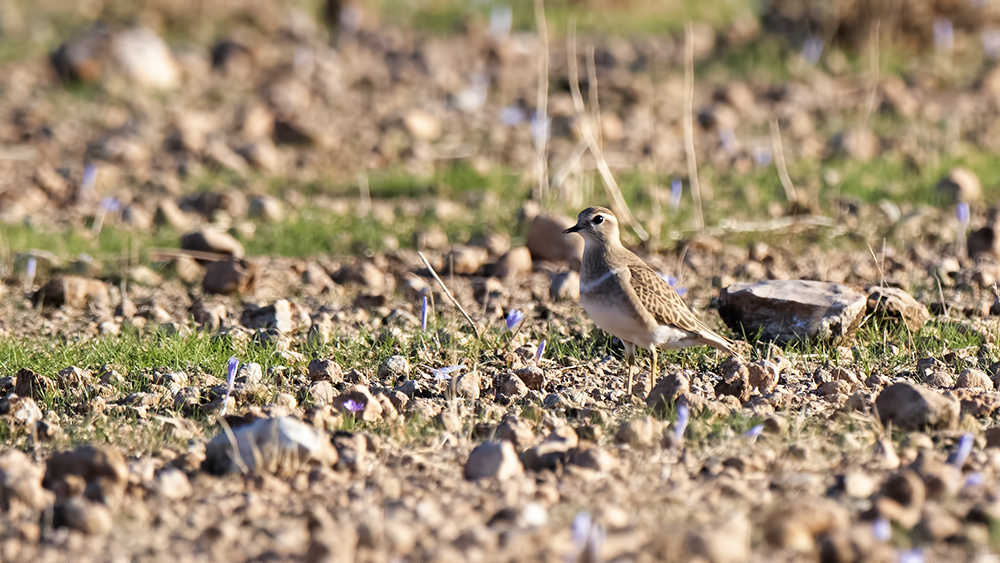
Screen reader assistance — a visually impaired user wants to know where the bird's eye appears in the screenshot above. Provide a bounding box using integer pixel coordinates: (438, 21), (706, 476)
(593, 215), (604, 224)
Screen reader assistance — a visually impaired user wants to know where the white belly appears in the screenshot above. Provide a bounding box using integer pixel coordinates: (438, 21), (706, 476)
(581, 295), (698, 350)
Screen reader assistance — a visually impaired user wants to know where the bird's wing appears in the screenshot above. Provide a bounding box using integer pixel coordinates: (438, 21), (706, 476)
(624, 263), (736, 353)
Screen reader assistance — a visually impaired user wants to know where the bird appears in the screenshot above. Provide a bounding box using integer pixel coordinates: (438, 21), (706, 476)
(563, 206), (739, 395)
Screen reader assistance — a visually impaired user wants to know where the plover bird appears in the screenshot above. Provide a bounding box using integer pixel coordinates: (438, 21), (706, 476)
(564, 206), (738, 394)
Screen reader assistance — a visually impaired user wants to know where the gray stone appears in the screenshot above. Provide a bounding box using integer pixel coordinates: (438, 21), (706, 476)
(719, 280), (867, 343)
(202, 416), (338, 474)
(867, 287), (930, 332)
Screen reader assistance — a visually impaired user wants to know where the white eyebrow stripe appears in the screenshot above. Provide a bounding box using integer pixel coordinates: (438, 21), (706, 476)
(580, 268), (622, 294)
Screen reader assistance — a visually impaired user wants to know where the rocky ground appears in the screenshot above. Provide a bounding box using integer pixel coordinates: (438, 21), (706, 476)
(5, 0), (1000, 562)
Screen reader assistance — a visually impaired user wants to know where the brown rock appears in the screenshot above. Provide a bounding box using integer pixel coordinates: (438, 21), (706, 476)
(877, 470), (926, 528)
(986, 426), (1000, 448)
(746, 360), (778, 393)
(308, 381), (336, 406)
(34, 276), (109, 309)
(14, 368), (54, 401)
(464, 441), (523, 481)
(497, 373), (528, 399)
(443, 245), (488, 275)
(403, 109), (441, 141)
(308, 359), (344, 383)
(831, 128), (878, 162)
(496, 417), (535, 448)
(513, 366), (545, 391)
(614, 416), (660, 447)
(0, 450), (52, 511)
(181, 229), (245, 260)
(54, 498), (113, 535)
(45, 445), (128, 489)
(202, 258), (255, 295)
(875, 383), (960, 431)
(957, 368), (993, 390)
(716, 360), (751, 402)
(719, 280), (867, 343)
(867, 286), (930, 332)
(454, 371), (481, 400)
(493, 247), (532, 279)
(764, 497), (850, 551)
(527, 214), (584, 268)
(646, 372), (689, 410)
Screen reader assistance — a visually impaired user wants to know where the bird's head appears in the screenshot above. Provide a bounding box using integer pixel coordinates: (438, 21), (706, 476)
(563, 206), (620, 245)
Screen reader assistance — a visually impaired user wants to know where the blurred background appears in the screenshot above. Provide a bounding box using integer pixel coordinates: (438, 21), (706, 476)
(1, 0), (999, 267)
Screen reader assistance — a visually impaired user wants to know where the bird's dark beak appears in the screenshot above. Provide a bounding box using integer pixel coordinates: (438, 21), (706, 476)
(563, 225), (580, 234)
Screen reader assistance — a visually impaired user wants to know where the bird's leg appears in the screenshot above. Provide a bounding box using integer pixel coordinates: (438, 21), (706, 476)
(623, 341), (636, 396)
(650, 347), (658, 391)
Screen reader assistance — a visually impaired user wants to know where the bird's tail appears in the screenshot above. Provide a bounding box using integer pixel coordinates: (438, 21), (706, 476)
(696, 325), (742, 359)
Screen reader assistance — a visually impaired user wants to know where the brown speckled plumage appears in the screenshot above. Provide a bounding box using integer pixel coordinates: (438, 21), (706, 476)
(565, 206), (738, 393)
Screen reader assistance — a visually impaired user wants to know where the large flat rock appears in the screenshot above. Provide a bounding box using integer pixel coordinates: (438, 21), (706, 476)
(719, 280), (867, 343)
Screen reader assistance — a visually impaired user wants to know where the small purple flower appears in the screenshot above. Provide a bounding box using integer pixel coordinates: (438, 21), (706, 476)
(500, 106), (525, 126)
(957, 202), (970, 226)
(899, 548), (925, 563)
(801, 36), (823, 64)
(964, 472), (985, 489)
(873, 517), (890, 541)
(505, 309), (525, 331)
(220, 356), (238, 416)
(934, 19), (954, 52)
(25, 257), (36, 288)
(431, 365), (463, 381)
(983, 29), (1000, 60)
(343, 399), (365, 412)
(420, 296), (428, 331)
(81, 163), (98, 193)
(534, 340), (547, 365)
(101, 196), (120, 213)
(226, 356), (238, 393)
(753, 147), (772, 166)
(744, 424), (764, 441)
(948, 433), (973, 467)
(673, 404), (690, 441)
(531, 113), (551, 147)
(571, 511), (592, 548)
(670, 179), (682, 210)
(719, 128), (737, 152)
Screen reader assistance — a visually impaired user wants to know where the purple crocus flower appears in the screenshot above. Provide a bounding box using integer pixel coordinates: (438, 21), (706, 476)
(719, 128), (737, 151)
(343, 399), (365, 412)
(534, 340), (547, 365)
(899, 549), (925, 563)
(957, 202), (970, 226)
(801, 36), (823, 64)
(753, 148), (773, 166)
(81, 163), (98, 193)
(420, 296), (428, 331)
(531, 113), (550, 147)
(670, 179), (682, 209)
(983, 29), (1000, 60)
(673, 404), (690, 441)
(744, 424), (764, 441)
(934, 19), (954, 52)
(25, 257), (36, 288)
(431, 365), (463, 381)
(964, 472), (985, 489)
(101, 196), (120, 213)
(873, 517), (890, 541)
(500, 106), (525, 126)
(505, 309), (525, 331)
(221, 356), (238, 416)
(570, 511), (605, 561)
(948, 433), (973, 467)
